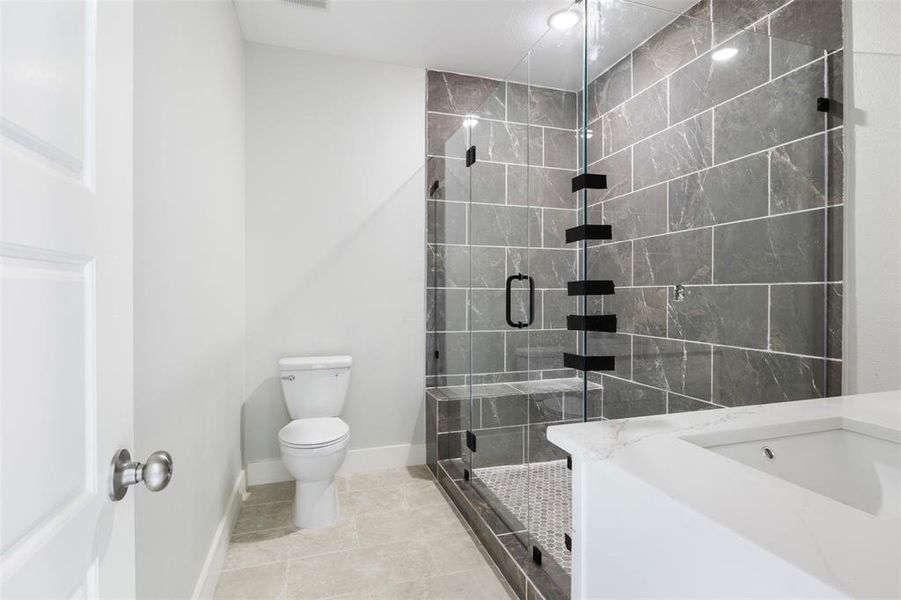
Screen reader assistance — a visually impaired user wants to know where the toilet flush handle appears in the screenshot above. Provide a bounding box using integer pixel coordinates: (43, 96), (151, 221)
(281, 375), (295, 381)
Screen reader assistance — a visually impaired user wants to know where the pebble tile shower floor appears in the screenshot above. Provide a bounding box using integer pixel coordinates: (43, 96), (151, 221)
(473, 461), (572, 574)
(214, 466), (515, 599)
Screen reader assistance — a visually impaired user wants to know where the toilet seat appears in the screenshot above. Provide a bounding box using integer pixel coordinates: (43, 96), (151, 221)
(279, 417), (349, 449)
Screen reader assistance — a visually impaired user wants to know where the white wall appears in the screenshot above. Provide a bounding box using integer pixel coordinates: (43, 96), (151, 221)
(133, 2), (245, 598)
(244, 43), (426, 479)
(843, 0), (901, 393)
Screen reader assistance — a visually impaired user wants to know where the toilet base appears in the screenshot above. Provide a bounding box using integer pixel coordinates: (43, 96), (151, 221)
(293, 478), (339, 529)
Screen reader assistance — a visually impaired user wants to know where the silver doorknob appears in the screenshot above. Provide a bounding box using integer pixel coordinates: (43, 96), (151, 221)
(109, 449), (173, 501)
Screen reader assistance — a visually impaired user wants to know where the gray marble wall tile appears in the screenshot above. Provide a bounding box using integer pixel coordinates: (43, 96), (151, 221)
(471, 288), (539, 331)
(528, 422), (570, 462)
(428, 288), (468, 332)
(770, 0), (842, 76)
(471, 246), (508, 288)
(828, 206), (842, 281)
(634, 112), (713, 188)
(470, 204), (529, 247)
(586, 55), (632, 123)
(669, 31), (769, 124)
(602, 376), (667, 419)
(428, 113), (467, 158)
(669, 153), (768, 230)
(567, 388), (602, 420)
(586, 332), (632, 379)
(603, 183), (668, 240)
(826, 359), (842, 397)
(669, 285), (768, 347)
(471, 426), (525, 468)
(544, 128), (577, 169)
(770, 134), (826, 213)
(506, 329), (577, 372)
(711, 0), (785, 42)
(668, 393), (719, 413)
(426, 392), (437, 470)
(602, 287), (668, 336)
(634, 228), (713, 285)
(770, 284), (825, 356)
(437, 398), (471, 433)
(713, 60), (826, 163)
(481, 394), (528, 428)
(469, 119), (530, 164)
(428, 200), (467, 244)
(428, 332), (505, 375)
(542, 208), (578, 249)
(603, 81), (669, 154)
(827, 51), (843, 128)
(582, 120), (605, 166)
(587, 242), (633, 285)
(428, 71), (506, 119)
(714, 210), (825, 283)
(508, 166), (576, 209)
(508, 83), (578, 129)
(428, 157), (506, 204)
(827, 129), (843, 205)
(713, 347), (825, 406)
(586, 147), (631, 203)
(827, 284), (842, 359)
(428, 244), (469, 288)
(633, 336), (713, 400)
(542, 289), (576, 329)
(632, 14), (712, 93)
(437, 431), (463, 460)
(507, 247), (577, 289)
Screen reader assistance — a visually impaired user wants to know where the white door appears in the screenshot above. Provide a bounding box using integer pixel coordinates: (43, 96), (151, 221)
(1, 1), (136, 598)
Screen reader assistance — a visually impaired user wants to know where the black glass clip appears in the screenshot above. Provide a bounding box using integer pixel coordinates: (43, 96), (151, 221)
(567, 314), (618, 333)
(563, 353), (616, 372)
(463, 468), (470, 481)
(817, 97), (831, 113)
(566, 455), (572, 470)
(466, 145), (477, 167)
(532, 546), (542, 565)
(564, 533), (572, 551)
(565, 224), (612, 243)
(568, 280), (615, 296)
(571, 173), (607, 192)
(465, 430), (477, 453)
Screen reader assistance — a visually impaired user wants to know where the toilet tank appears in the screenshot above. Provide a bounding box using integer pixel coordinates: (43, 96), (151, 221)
(278, 356), (352, 419)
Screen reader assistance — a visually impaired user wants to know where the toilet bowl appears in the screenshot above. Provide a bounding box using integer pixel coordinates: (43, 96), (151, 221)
(277, 356), (352, 528)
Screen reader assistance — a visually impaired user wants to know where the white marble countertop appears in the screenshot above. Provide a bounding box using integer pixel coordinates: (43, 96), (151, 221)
(548, 391), (901, 599)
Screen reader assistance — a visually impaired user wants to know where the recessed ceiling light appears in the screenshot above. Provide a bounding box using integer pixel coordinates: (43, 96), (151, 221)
(548, 8), (580, 30)
(463, 115), (479, 128)
(712, 47), (739, 62)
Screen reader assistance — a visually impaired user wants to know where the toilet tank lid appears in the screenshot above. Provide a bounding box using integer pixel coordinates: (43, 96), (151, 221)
(279, 355), (352, 371)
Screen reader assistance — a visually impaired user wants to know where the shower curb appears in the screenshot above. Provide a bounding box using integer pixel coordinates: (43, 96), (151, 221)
(435, 460), (570, 600)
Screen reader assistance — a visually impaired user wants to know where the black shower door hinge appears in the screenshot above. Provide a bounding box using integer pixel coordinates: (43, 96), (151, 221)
(466, 430), (477, 453)
(466, 145), (477, 167)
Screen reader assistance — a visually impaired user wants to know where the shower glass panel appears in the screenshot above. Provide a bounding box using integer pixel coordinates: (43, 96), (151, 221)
(433, 0), (841, 593)
(465, 53), (535, 554)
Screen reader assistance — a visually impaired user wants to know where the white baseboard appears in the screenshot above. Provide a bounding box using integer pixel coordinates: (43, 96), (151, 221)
(246, 442), (426, 486)
(191, 469), (246, 600)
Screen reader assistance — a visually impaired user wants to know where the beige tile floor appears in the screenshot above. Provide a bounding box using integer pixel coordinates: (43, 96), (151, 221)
(214, 466), (516, 600)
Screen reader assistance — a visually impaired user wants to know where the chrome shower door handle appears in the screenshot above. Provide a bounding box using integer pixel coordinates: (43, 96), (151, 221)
(109, 449), (173, 501)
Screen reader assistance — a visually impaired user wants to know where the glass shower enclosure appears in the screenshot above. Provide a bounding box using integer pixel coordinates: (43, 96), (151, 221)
(427, 0), (842, 591)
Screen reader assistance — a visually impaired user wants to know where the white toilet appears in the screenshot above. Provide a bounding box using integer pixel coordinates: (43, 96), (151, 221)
(277, 355), (352, 529)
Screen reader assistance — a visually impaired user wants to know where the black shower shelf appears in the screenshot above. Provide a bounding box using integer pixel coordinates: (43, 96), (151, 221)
(567, 280), (615, 296)
(563, 353), (615, 372)
(565, 224), (612, 243)
(566, 314), (617, 332)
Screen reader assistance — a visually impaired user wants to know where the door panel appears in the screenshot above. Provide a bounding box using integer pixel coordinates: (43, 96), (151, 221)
(1, 1), (135, 598)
